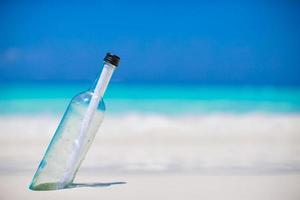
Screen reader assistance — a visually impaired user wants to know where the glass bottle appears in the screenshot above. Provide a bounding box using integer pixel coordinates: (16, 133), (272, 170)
(29, 53), (120, 190)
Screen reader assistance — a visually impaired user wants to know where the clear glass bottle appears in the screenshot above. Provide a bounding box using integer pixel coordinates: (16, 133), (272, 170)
(29, 53), (120, 191)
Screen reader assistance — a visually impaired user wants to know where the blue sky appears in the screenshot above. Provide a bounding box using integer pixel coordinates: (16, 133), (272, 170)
(0, 1), (299, 85)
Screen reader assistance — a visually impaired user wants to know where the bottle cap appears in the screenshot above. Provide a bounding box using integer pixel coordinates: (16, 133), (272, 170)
(104, 53), (120, 67)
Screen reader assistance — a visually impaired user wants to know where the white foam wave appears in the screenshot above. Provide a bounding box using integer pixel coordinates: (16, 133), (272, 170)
(1, 113), (300, 174)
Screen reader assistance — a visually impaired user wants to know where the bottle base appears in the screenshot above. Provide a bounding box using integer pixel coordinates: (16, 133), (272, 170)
(29, 182), (69, 191)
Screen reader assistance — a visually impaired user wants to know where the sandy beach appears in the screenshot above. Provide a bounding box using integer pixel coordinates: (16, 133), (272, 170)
(1, 0), (300, 199)
(1, 113), (300, 199)
(1, 173), (300, 200)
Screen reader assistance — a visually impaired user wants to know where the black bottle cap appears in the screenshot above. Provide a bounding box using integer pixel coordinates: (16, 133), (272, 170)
(104, 53), (120, 67)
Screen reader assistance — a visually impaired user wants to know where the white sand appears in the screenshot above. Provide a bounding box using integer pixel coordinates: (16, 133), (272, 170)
(1, 113), (300, 199)
(1, 173), (300, 200)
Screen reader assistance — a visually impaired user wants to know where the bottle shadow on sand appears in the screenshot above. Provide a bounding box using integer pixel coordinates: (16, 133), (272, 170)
(67, 181), (127, 189)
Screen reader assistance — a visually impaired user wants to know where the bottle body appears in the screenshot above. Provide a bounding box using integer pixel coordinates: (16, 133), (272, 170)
(29, 91), (105, 190)
(29, 53), (120, 191)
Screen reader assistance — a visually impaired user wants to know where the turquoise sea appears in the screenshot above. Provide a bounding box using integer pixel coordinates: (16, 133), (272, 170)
(1, 83), (300, 176)
(1, 82), (300, 115)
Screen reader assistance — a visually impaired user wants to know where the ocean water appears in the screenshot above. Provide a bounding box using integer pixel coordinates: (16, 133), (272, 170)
(1, 82), (300, 174)
(0, 82), (300, 115)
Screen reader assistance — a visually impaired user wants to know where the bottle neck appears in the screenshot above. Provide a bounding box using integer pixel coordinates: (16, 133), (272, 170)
(90, 62), (116, 98)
